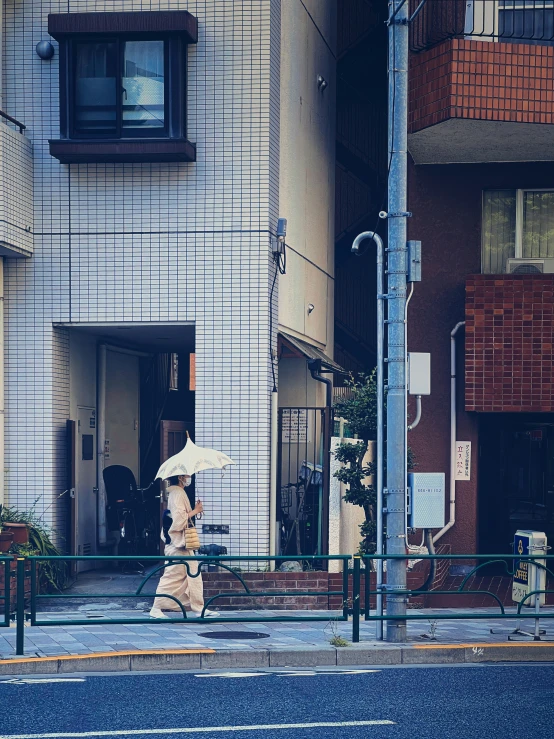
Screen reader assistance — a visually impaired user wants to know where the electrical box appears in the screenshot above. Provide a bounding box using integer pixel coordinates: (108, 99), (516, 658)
(408, 473), (445, 529)
(407, 240), (422, 282)
(408, 352), (431, 395)
(512, 530), (548, 607)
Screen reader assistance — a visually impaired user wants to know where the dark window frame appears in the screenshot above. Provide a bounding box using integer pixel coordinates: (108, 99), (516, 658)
(49, 11), (197, 163)
(61, 33), (186, 142)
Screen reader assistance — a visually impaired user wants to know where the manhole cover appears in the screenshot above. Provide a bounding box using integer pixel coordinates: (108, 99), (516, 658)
(200, 631), (270, 640)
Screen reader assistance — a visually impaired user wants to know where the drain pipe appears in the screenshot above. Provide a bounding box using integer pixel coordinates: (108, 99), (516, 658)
(351, 230), (384, 640)
(0, 259), (4, 507)
(269, 388), (278, 570)
(97, 343), (108, 546)
(308, 359), (333, 410)
(433, 321), (465, 544)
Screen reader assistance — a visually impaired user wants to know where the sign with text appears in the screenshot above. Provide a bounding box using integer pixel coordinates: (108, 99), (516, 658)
(282, 409), (308, 443)
(512, 530), (547, 606)
(455, 441), (471, 481)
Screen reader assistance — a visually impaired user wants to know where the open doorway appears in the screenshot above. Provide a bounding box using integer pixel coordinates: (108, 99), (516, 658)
(64, 322), (195, 567)
(479, 414), (554, 554)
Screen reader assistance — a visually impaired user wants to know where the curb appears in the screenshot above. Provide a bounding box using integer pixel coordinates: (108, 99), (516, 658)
(0, 642), (553, 674)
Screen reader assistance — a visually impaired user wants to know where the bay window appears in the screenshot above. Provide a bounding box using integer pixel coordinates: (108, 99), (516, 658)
(48, 11), (197, 163)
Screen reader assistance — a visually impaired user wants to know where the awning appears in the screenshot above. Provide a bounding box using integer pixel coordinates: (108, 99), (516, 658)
(278, 331), (345, 374)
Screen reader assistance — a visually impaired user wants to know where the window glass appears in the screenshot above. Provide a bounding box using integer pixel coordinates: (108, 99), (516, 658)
(75, 42), (117, 132)
(482, 190), (516, 273)
(523, 191), (554, 258)
(122, 40), (165, 129)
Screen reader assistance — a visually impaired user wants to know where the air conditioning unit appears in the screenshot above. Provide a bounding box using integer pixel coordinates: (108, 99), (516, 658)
(506, 258), (554, 275)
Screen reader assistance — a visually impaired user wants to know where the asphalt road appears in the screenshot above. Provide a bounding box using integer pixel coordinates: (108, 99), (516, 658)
(0, 664), (552, 739)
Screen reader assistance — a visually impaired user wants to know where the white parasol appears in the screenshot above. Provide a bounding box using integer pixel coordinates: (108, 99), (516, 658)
(155, 434), (235, 480)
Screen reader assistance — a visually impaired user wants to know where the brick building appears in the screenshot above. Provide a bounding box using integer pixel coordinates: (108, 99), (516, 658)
(335, 0), (554, 557)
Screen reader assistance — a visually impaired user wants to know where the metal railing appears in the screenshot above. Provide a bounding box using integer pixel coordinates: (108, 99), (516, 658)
(0, 110), (26, 134)
(3, 552), (554, 656)
(350, 553), (554, 642)
(410, 0), (554, 52)
(13, 555), (351, 656)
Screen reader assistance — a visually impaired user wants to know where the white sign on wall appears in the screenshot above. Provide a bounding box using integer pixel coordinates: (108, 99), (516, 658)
(282, 409), (308, 443)
(455, 441), (471, 481)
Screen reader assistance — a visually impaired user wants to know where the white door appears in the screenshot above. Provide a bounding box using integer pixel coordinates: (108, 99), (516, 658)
(76, 406), (97, 572)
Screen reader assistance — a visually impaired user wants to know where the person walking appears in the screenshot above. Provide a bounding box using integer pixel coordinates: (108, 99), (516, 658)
(149, 474), (217, 619)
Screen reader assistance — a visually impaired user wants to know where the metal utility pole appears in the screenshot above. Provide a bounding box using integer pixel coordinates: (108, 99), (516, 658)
(384, 0), (409, 642)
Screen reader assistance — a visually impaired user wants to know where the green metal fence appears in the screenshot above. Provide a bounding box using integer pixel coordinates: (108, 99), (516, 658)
(4, 552), (554, 656)
(15, 554), (351, 656)
(349, 553), (554, 644)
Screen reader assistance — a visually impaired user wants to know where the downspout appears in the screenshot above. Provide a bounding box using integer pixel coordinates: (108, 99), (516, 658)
(351, 230), (384, 640)
(97, 343), (108, 546)
(0, 259), (4, 507)
(269, 388), (278, 570)
(433, 321), (465, 544)
(308, 359), (333, 409)
(308, 359), (333, 559)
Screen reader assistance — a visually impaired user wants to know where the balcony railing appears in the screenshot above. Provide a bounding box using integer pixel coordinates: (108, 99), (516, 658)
(0, 109), (25, 134)
(410, 0), (554, 52)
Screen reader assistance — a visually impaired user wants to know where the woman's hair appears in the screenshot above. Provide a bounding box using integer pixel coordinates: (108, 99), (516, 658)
(167, 475), (181, 487)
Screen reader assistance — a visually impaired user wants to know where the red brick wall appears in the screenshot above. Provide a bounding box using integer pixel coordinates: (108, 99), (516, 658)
(202, 565), (450, 611)
(409, 38), (554, 133)
(466, 274), (554, 412)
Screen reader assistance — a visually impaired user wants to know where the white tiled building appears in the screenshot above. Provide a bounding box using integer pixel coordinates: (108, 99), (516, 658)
(0, 1), (336, 560)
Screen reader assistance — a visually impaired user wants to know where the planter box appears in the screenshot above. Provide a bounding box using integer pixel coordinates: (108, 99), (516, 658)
(0, 558), (31, 615)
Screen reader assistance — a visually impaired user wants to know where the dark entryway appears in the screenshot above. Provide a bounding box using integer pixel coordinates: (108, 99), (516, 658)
(479, 414), (554, 554)
(277, 407), (331, 564)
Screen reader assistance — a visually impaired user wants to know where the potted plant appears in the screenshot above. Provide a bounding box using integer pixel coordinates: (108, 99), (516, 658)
(0, 506), (14, 553)
(0, 528), (13, 553)
(0, 504), (69, 591)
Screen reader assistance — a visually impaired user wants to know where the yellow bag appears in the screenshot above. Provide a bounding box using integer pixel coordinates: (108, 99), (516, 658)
(185, 519), (201, 551)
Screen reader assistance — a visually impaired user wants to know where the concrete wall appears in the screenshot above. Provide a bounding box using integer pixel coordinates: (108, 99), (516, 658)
(329, 437), (370, 571)
(278, 0), (336, 353)
(278, 357), (325, 408)
(407, 159), (554, 554)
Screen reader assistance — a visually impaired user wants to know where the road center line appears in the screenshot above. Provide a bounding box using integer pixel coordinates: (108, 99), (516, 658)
(0, 720), (396, 738)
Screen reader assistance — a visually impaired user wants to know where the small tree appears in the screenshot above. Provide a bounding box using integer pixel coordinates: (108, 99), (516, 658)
(333, 371), (414, 554)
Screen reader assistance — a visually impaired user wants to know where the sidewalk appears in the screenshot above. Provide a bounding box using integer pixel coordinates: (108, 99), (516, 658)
(1, 606), (554, 673)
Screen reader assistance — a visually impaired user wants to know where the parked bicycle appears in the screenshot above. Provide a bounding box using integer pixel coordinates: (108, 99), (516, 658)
(103, 465), (159, 567)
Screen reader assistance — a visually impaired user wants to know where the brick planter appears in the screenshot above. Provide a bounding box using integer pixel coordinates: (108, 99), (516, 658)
(202, 561), (450, 611)
(0, 558), (31, 615)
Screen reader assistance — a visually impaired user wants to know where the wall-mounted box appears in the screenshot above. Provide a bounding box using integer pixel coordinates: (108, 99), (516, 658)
(408, 472), (445, 529)
(408, 352), (431, 395)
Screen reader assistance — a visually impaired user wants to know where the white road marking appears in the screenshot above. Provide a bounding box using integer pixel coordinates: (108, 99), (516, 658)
(193, 672), (267, 679)
(0, 679), (86, 685)
(194, 669), (381, 679)
(0, 721), (396, 738)
(277, 670), (381, 677)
